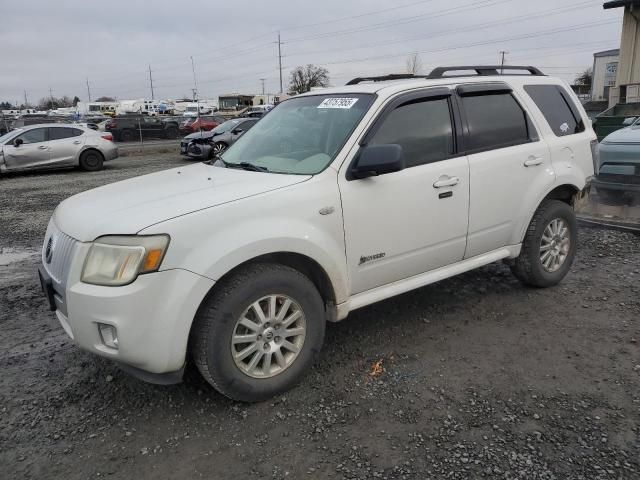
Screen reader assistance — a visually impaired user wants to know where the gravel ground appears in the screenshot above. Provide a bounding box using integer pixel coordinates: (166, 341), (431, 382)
(1, 154), (639, 479)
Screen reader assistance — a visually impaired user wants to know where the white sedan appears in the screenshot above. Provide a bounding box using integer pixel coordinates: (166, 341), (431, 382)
(0, 124), (118, 174)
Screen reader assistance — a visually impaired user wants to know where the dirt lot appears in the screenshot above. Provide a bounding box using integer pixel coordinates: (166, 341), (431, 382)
(1, 153), (639, 479)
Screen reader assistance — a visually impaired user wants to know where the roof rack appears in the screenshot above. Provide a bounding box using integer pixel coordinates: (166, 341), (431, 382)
(345, 73), (429, 85)
(427, 65), (544, 79)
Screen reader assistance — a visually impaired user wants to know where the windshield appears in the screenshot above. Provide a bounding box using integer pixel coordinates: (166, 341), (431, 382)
(0, 129), (21, 144)
(185, 107), (198, 112)
(212, 119), (240, 134)
(221, 94), (374, 174)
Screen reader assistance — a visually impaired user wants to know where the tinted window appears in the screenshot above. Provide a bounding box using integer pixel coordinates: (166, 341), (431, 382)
(241, 120), (258, 131)
(17, 128), (47, 144)
(524, 85), (585, 136)
(369, 98), (453, 168)
(461, 93), (529, 151)
(49, 127), (82, 140)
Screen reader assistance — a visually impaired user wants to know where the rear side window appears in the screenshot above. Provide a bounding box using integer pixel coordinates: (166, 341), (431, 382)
(461, 93), (530, 152)
(369, 98), (454, 168)
(49, 127), (83, 140)
(524, 84), (585, 136)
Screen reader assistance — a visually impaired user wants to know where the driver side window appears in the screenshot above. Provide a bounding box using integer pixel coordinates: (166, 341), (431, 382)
(16, 128), (48, 145)
(369, 97), (454, 168)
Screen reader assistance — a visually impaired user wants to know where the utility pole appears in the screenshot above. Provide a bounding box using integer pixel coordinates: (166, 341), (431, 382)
(86, 78), (91, 102)
(148, 64), (155, 100)
(260, 78), (266, 95)
(49, 87), (54, 109)
(23, 90), (28, 107)
(277, 32), (283, 94)
(190, 56), (200, 117)
(499, 51), (509, 74)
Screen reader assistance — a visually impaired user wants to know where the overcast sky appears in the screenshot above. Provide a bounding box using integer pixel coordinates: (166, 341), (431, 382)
(1, 0), (623, 105)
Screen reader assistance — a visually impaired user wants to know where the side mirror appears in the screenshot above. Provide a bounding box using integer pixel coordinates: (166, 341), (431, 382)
(622, 116), (637, 126)
(232, 128), (244, 135)
(13, 138), (23, 147)
(350, 144), (405, 179)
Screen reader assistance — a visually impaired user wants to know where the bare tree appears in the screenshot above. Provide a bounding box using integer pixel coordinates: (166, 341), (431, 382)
(406, 53), (423, 75)
(288, 65), (330, 95)
(95, 96), (116, 102)
(574, 68), (593, 88)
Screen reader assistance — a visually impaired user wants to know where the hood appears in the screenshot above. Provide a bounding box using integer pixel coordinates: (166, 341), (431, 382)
(602, 125), (640, 144)
(54, 163), (310, 241)
(184, 130), (214, 140)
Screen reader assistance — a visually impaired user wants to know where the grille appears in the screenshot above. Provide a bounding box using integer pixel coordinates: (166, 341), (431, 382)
(42, 220), (78, 284)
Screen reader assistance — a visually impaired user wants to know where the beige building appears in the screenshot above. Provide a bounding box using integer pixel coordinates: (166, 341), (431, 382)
(591, 49), (619, 101)
(605, 1), (640, 105)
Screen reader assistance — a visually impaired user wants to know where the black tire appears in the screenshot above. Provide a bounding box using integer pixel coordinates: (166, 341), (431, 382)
(165, 127), (178, 139)
(510, 200), (577, 288)
(191, 263), (326, 402)
(79, 150), (104, 172)
(120, 129), (135, 142)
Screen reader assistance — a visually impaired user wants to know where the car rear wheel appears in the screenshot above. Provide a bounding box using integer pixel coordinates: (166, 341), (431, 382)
(190, 263), (326, 402)
(79, 150), (104, 172)
(120, 129), (135, 142)
(510, 200), (577, 288)
(165, 127), (178, 139)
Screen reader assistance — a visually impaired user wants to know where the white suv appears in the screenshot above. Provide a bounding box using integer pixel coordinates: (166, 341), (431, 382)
(39, 66), (597, 401)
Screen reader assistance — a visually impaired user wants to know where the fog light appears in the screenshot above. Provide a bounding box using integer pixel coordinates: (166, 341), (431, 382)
(98, 323), (119, 349)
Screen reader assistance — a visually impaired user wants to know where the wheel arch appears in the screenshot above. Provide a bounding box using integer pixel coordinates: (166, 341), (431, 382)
(514, 182), (582, 245)
(196, 251), (338, 323)
(78, 147), (105, 163)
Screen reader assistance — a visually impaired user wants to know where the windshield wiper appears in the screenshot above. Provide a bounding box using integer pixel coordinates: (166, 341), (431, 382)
(225, 161), (270, 172)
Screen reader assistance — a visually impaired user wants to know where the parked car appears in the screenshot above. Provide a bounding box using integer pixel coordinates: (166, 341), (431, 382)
(592, 117), (640, 203)
(39, 66), (595, 402)
(105, 115), (180, 142)
(0, 124), (117, 173)
(180, 118), (259, 159)
(179, 115), (226, 134)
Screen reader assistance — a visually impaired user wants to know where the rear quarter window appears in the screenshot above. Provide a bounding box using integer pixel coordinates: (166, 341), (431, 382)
(524, 84), (585, 136)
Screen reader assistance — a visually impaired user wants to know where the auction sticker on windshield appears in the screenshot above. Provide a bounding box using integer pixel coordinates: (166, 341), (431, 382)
(318, 98), (359, 109)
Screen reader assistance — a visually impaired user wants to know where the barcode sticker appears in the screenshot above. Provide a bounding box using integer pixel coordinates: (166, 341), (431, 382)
(318, 98), (359, 109)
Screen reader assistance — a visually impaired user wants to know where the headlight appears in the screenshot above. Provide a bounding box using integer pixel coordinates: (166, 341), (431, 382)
(81, 235), (170, 286)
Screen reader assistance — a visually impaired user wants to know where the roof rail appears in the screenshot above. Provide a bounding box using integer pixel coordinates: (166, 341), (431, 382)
(345, 73), (429, 85)
(427, 65), (545, 79)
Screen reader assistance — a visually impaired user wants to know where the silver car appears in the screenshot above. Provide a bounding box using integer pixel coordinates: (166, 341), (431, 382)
(0, 124), (118, 174)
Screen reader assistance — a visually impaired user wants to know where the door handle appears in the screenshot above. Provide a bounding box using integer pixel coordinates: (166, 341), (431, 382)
(524, 155), (544, 167)
(433, 176), (460, 188)
(38, 145), (47, 150)
(73, 141), (82, 144)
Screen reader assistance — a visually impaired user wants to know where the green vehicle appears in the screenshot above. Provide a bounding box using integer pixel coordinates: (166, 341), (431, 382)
(592, 103), (640, 141)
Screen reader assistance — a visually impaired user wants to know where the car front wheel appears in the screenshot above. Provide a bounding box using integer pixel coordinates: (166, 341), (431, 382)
(191, 263), (326, 402)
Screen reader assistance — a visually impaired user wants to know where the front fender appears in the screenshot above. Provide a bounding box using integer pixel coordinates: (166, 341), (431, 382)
(141, 176), (349, 303)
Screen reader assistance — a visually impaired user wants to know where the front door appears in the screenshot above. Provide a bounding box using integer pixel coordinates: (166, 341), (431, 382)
(3, 127), (50, 169)
(339, 91), (470, 295)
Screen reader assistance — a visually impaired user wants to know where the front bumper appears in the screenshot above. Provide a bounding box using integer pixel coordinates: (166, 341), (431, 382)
(40, 261), (214, 379)
(592, 174), (640, 192)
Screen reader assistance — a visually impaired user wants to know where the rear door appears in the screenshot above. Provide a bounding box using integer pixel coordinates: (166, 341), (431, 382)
(3, 127), (50, 169)
(48, 126), (85, 164)
(458, 83), (553, 258)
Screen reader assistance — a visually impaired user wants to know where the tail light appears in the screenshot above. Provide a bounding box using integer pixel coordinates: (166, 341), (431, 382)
(590, 139), (599, 176)
(106, 120), (116, 129)
(102, 133), (113, 141)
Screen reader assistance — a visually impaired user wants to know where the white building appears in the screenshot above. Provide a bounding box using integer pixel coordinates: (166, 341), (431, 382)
(591, 49), (619, 102)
